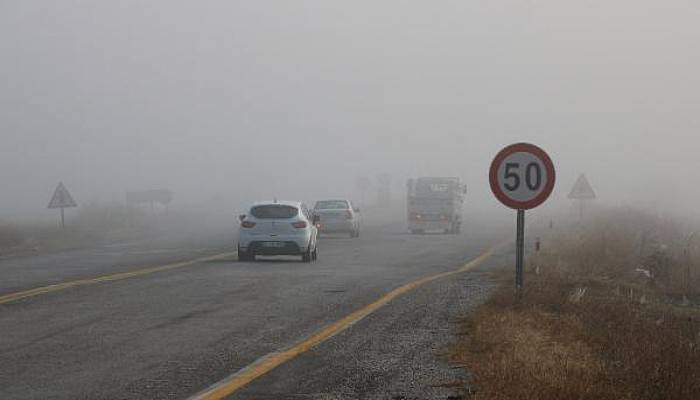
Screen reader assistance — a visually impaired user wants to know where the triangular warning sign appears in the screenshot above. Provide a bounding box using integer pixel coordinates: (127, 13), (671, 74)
(48, 182), (78, 209)
(568, 174), (596, 200)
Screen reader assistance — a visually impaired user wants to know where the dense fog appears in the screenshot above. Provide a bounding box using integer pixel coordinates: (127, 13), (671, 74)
(2, 1), (698, 223)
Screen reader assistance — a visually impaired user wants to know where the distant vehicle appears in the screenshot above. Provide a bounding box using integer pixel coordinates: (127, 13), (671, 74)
(407, 177), (466, 234)
(313, 199), (360, 238)
(238, 200), (319, 262)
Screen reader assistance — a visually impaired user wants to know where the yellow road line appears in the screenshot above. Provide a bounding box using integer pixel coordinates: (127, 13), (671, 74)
(0, 252), (237, 305)
(190, 247), (495, 400)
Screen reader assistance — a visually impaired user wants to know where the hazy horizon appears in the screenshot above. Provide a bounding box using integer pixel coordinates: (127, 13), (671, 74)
(2, 1), (699, 222)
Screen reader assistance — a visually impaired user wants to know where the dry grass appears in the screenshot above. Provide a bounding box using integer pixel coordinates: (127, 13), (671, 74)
(538, 207), (700, 298)
(452, 305), (615, 400)
(0, 221), (23, 249)
(0, 202), (152, 254)
(449, 207), (700, 400)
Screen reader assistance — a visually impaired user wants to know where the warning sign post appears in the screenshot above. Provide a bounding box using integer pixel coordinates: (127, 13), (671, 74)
(569, 174), (596, 200)
(568, 174), (596, 221)
(48, 182), (77, 228)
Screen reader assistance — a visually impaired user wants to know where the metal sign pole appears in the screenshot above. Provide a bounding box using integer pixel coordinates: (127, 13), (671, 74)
(516, 209), (525, 292)
(489, 143), (555, 298)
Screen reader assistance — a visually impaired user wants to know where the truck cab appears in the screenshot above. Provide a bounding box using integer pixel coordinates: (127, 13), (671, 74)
(407, 177), (466, 234)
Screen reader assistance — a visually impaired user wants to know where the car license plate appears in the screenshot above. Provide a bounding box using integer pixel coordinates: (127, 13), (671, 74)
(262, 242), (285, 248)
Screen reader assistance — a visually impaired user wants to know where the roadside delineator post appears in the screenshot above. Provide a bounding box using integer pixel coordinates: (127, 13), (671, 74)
(534, 236), (542, 275)
(489, 143), (556, 296)
(684, 231), (698, 301)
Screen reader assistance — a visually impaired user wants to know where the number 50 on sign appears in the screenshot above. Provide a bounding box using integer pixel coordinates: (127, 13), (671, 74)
(489, 143), (555, 210)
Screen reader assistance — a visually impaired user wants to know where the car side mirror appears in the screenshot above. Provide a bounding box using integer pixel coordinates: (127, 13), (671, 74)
(312, 215), (320, 224)
(239, 214), (246, 222)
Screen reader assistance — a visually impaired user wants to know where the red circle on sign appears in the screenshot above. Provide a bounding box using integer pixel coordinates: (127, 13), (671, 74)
(489, 143), (556, 210)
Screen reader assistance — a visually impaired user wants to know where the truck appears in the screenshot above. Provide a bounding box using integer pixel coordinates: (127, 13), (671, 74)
(406, 177), (466, 234)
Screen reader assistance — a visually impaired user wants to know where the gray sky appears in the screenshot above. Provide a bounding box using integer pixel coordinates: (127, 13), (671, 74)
(2, 0), (699, 219)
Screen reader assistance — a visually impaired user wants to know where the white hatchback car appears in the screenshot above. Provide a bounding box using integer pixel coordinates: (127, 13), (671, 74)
(237, 201), (319, 262)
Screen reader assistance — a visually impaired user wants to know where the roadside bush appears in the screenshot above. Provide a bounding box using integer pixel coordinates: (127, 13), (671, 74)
(538, 207), (699, 297)
(451, 207), (700, 400)
(452, 272), (700, 400)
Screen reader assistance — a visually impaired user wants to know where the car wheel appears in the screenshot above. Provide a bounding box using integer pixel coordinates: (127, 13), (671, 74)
(238, 246), (250, 261)
(302, 246), (312, 263)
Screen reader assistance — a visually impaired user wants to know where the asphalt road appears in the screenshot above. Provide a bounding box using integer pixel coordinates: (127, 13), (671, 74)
(0, 221), (510, 400)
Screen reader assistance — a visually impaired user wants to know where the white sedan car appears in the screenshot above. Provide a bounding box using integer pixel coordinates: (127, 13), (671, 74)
(313, 199), (360, 238)
(237, 200), (319, 262)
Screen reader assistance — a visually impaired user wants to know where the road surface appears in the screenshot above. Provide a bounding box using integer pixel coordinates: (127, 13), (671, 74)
(0, 222), (510, 399)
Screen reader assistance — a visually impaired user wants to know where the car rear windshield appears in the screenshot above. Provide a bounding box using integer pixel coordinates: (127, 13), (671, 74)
(314, 200), (349, 210)
(250, 205), (298, 219)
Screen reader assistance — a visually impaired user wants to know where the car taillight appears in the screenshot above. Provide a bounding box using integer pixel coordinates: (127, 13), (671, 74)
(292, 221), (307, 228)
(345, 210), (353, 219)
(241, 221), (256, 228)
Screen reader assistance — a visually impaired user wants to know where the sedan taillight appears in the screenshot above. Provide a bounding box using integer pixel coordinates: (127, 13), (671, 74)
(345, 210), (353, 219)
(241, 220), (256, 228)
(292, 221), (307, 229)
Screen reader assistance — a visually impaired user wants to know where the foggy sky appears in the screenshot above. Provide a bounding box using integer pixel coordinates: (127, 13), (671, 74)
(2, 1), (699, 220)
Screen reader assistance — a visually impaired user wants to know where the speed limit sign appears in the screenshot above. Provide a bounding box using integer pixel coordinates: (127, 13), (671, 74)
(489, 143), (555, 294)
(489, 143), (555, 210)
